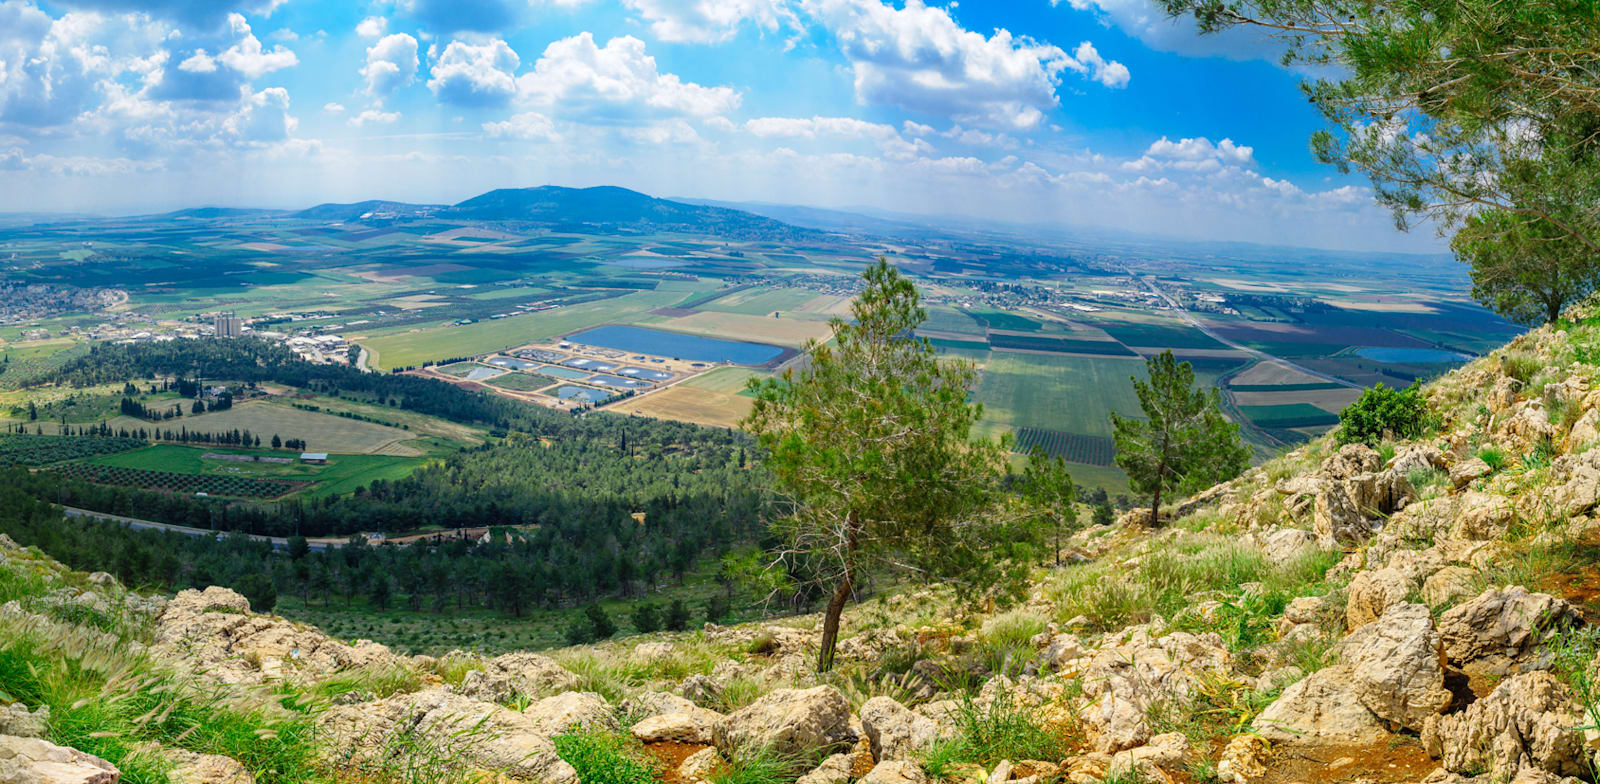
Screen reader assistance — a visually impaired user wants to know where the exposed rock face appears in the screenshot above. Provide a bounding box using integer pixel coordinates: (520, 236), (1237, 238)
(1450, 458), (1493, 489)
(1108, 731), (1189, 782)
(1341, 603), (1451, 730)
(0, 735), (119, 784)
(1216, 734), (1270, 784)
(1345, 568), (1415, 631)
(794, 754), (853, 784)
(1252, 667), (1388, 745)
(1544, 450), (1600, 521)
(0, 704), (48, 739)
(712, 687), (853, 758)
(859, 696), (947, 762)
(156, 747), (254, 784)
(1437, 587), (1580, 679)
(155, 587), (396, 685)
(1424, 567), (1480, 608)
(319, 688), (582, 783)
(1422, 672), (1589, 780)
(451, 652), (579, 703)
(1261, 529), (1318, 564)
(859, 760), (925, 784)
(1077, 627), (1232, 752)
(632, 712), (717, 745)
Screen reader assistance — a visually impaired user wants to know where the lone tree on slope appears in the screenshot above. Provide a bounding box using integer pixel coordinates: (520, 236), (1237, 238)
(1111, 351), (1249, 526)
(744, 259), (1023, 672)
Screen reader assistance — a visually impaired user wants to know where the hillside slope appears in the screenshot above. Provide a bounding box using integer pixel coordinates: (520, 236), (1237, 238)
(8, 307), (1600, 784)
(443, 185), (814, 239)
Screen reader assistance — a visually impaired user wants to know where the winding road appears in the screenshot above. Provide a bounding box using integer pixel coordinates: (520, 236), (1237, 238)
(62, 506), (347, 551)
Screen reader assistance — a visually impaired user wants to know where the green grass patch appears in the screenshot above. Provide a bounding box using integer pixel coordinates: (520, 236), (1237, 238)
(1239, 403), (1340, 428)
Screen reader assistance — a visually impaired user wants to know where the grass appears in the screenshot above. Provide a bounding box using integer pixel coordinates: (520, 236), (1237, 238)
(115, 401), (420, 456)
(922, 692), (1077, 773)
(975, 354), (1146, 438)
(710, 746), (811, 784)
(552, 729), (657, 784)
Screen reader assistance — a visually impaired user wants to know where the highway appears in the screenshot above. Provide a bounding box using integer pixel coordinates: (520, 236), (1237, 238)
(1135, 274), (1362, 390)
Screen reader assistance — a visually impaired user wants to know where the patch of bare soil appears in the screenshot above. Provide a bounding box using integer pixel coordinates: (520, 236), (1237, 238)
(645, 741), (712, 784)
(1261, 739), (1436, 784)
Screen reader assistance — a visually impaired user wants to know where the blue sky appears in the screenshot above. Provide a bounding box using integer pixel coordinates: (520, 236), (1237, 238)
(0, 0), (1436, 252)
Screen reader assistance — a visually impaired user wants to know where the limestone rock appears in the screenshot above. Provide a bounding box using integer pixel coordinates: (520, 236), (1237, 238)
(1282, 596), (1325, 626)
(1422, 671), (1587, 780)
(1077, 628), (1231, 752)
(860, 696), (947, 762)
(1262, 529), (1318, 565)
(1545, 450), (1600, 520)
(1437, 587), (1580, 679)
(0, 735), (119, 784)
(678, 748), (724, 783)
(1342, 603), (1451, 730)
(319, 688), (577, 783)
(155, 587), (398, 685)
(520, 691), (616, 737)
(1108, 732), (1189, 781)
(452, 652), (580, 703)
(680, 674), (723, 707)
(1453, 491), (1517, 541)
(1324, 444), (1382, 479)
(1215, 734), (1270, 784)
(1450, 458), (1493, 489)
(1566, 407), (1600, 453)
(157, 748), (253, 784)
(631, 641), (676, 662)
(860, 760), (926, 784)
(1252, 666), (1388, 745)
(1314, 482), (1372, 549)
(632, 712), (714, 745)
(712, 687), (853, 758)
(0, 704), (48, 739)
(1423, 567), (1479, 608)
(1345, 568), (1415, 631)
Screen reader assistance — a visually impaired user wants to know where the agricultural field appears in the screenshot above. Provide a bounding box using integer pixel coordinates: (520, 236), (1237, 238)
(48, 461), (307, 499)
(110, 401), (423, 456)
(86, 445), (422, 499)
(0, 434), (145, 466)
(648, 310), (836, 348)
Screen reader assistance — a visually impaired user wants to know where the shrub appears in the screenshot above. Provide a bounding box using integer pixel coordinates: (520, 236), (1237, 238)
(1477, 446), (1507, 472)
(630, 603), (661, 634)
(232, 572), (277, 613)
(1502, 350), (1542, 384)
(1337, 384), (1429, 446)
(705, 595), (731, 625)
(664, 599), (691, 632)
(552, 729), (656, 784)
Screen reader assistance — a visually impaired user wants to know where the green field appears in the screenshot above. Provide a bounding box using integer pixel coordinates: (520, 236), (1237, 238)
(363, 288), (681, 370)
(1238, 403), (1342, 428)
(486, 373), (552, 392)
(701, 288), (819, 316)
(683, 367), (768, 394)
(975, 354), (1146, 438)
(87, 444), (423, 498)
(119, 401), (421, 455)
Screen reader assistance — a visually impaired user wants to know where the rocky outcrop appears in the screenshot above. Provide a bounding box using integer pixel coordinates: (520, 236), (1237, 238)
(0, 735), (119, 784)
(1424, 566), (1480, 608)
(712, 686), (853, 758)
(0, 705), (47, 739)
(859, 760), (925, 784)
(1422, 671), (1589, 780)
(1341, 603), (1451, 730)
(1345, 568), (1415, 630)
(859, 696), (948, 762)
(1437, 587), (1580, 679)
(1077, 627), (1232, 752)
(1252, 667), (1388, 744)
(794, 754), (853, 784)
(155, 587), (397, 685)
(451, 652), (579, 703)
(319, 688), (584, 783)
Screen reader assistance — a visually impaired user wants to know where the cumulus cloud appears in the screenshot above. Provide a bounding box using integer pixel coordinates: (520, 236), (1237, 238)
(482, 111), (559, 141)
(1123, 135), (1256, 173)
(348, 107), (400, 127)
(515, 33), (740, 121)
(223, 86), (296, 143)
(620, 0), (796, 44)
(427, 39), (519, 107)
(800, 0), (1128, 129)
(362, 33), (419, 96)
(323, 102), (346, 113)
(356, 16), (387, 38)
(215, 14), (298, 79)
(745, 115), (895, 140)
(0, 2), (169, 126)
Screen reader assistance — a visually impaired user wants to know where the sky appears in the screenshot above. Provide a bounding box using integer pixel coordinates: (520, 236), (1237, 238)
(0, 0), (1440, 252)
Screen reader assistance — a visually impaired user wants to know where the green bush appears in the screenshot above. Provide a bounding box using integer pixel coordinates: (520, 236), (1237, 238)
(630, 603), (660, 634)
(1337, 384), (1429, 447)
(552, 729), (656, 784)
(664, 599), (691, 631)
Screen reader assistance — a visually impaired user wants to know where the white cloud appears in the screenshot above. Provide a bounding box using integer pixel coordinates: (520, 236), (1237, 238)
(799, 0), (1128, 129)
(515, 33), (740, 120)
(482, 111), (559, 140)
(215, 13), (298, 79)
(622, 118), (701, 145)
(362, 33), (419, 96)
(1069, 41), (1130, 89)
(1133, 135), (1257, 170)
(356, 16), (387, 38)
(427, 38), (519, 107)
(348, 107), (400, 127)
(223, 86), (296, 143)
(323, 102), (346, 113)
(620, 0), (795, 44)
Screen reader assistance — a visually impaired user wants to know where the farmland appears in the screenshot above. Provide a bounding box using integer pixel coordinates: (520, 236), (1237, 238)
(86, 445), (423, 498)
(0, 434), (145, 466)
(48, 461), (308, 499)
(107, 401), (424, 456)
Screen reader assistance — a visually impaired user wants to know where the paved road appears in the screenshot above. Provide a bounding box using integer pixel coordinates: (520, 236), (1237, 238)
(62, 506), (344, 551)
(1135, 275), (1362, 390)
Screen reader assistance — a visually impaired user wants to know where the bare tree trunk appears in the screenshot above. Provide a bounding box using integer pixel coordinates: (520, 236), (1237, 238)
(816, 569), (854, 673)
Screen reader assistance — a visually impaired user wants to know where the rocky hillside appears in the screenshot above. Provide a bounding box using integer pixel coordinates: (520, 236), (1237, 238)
(10, 309), (1600, 784)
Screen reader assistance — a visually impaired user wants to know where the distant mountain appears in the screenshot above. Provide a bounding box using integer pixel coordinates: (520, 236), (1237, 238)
(675, 198), (935, 237)
(443, 186), (811, 240)
(293, 200), (443, 222)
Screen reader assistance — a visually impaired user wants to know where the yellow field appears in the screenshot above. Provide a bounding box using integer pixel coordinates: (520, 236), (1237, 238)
(654, 311), (836, 347)
(626, 386), (753, 430)
(1232, 388), (1362, 411)
(1230, 360), (1329, 386)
